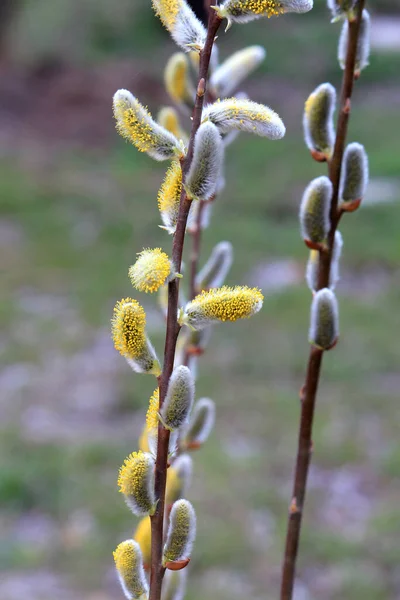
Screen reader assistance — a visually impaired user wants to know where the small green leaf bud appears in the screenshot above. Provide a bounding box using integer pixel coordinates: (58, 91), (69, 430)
(113, 539), (149, 600)
(303, 83), (336, 160)
(306, 231), (343, 292)
(163, 499), (197, 566)
(202, 97), (285, 140)
(162, 569), (187, 600)
(327, 0), (356, 21)
(340, 142), (368, 205)
(118, 451), (156, 517)
(338, 9), (370, 74)
(113, 90), (183, 161)
(181, 285), (264, 330)
(309, 288), (339, 350)
(196, 241), (233, 291)
(160, 366), (195, 431)
(210, 45), (266, 98)
(152, 0), (207, 52)
(185, 122), (224, 201)
(299, 176), (332, 247)
(182, 397), (216, 450)
(164, 53), (195, 107)
(214, 0), (313, 30)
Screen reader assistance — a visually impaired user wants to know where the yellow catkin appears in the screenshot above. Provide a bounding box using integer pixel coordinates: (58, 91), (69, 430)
(133, 517), (151, 567)
(113, 540), (148, 599)
(152, 0), (181, 29)
(117, 452), (155, 518)
(114, 99), (155, 154)
(165, 54), (192, 104)
(112, 298), (146, 360)
(227, 0), (283, 16)
(165, 465), (181, 505)
(190, 286), (264, 322)
(157, 161), (183, 233)
(158, 107), (185, 141)
(146, 388), (160, 431)
(129, 248), (171, 294)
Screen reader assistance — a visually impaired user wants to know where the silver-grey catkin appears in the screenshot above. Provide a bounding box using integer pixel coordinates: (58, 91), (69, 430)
(195, 241), (233, 290)
(340, 142), (369, 203)
(163, 499), (197, 565)
(160, 366), (195, 431)
(182, 397), (216, 448)
(299, 176), (332, 244)
(306, 230), (343, 292)
(185, 122), (224, 201)
(309, 288), (339, 350)
(338, 9), (370, 73)
(303, 83), (336, 159)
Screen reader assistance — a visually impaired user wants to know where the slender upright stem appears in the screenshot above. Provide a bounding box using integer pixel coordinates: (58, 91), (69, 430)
(280, 4), (365, 599)
(149, 13), (221, 600)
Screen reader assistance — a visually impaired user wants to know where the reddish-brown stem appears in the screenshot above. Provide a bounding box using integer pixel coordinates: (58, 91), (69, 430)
(280, 3), (366, 599)
(149, 12), (221, 600)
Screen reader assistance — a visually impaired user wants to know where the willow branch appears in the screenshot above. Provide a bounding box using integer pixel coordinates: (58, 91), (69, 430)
(279, 4), (366, 599)
(149, 12), (222, 600)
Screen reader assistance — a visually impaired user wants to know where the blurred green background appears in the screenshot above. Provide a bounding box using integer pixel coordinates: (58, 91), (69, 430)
(1, 1), (400, 599)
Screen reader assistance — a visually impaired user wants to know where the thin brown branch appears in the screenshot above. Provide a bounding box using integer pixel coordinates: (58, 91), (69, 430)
(149, 12), (221, 600)
(280, 3), (366, 599)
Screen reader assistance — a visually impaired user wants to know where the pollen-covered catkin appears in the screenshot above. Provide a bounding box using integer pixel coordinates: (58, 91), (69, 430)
(163, 499), (197, 565)
(215, 0), (313, 29)
(210, 45), (266, 98)
(195, 241), (233, 291)
(309, 288), (339, 350)
(118, 451), (156, 516)
(338, 9), (370, 73)
(202, 97), (285, 140)
(160, 366), (195, 431)
(165, 454), (193, 504)
(339, 142), (368, 203)
(181, 285), (264, 330)
(113, 89), (182, 161)
(164, 53), (195, 106)
(182, 397), (216, 449)
(162, 569), (187, 600)
(129, 248), (173, 293)
(185, 122), (224, 201)
(303, 83), (336, 159)
(143, 388), (179, 458)
(152, 0), (206, 52)
(158, 161), (183, 234)
(111, 298), (160, 375)
(113, 539), (149, 600)
(157, 107), (188, 143)
(299, 176), (332, 245)
(133, 517), (151, 569)
(306, 231), (343, 292)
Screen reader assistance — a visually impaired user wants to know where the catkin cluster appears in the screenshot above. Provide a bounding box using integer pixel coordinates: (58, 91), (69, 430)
(110, 1), (315, 600)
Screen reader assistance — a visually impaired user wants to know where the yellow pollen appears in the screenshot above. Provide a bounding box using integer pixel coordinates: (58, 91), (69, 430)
(158, 161), (183, 230)
(129, 248), (171, 294)
(225, 0), (284, 17)
(146, 388), (160, 431)
(191, 285), (264, 322)
(114, 100), (156, 153)
(117, 451), (151, 496)
(111, 298), (146, 360)
(134, 517), (151, 566)
(152, 0), (181, 29)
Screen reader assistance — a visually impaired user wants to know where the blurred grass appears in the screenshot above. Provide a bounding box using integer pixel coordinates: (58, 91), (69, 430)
(1, 1), (400, 599)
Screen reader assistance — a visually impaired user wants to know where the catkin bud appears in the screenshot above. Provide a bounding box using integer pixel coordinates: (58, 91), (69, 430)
(303, 83), (336, 160)
(186, 199), (213, 234)
(185, 122), (224, 201)
(182, 398), (216, 449)
(299, 176), (332, 247)
(118, 451), (156, 516)
(338, 9), (370, 75)
(306, 231), (343, 292)
(152, 0), (206, 52)
(165, 454), (193, 505)
(164, 53), (195, 106)
(162, 570), (187, 600)
(160, 366), (195, 431)
(158, 161), (183, 235)
(157, 107), (188, 144)
(113, 90), (183, 161)
(210, 45), (266, 98)
(339, 142), (368, 205)
(214, 0), (313, 30)
(202, 98), (285, 140)
(195, 241), (233, 291)
(309, 288), (339, 350)
(163, 499), (197, 566)
(129, 248), (174, 294)
(111, 298), (161, 375)
(133, 517), (151, 569)
(327, 0), (356, 21)
(113, 540), (149, 600)
(181, 285), (264, 330)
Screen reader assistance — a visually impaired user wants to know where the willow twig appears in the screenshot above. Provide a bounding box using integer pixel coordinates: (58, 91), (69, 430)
(280, 3), (366, 599)
(149, 12), (222, 600)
